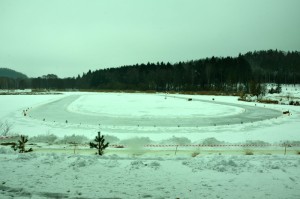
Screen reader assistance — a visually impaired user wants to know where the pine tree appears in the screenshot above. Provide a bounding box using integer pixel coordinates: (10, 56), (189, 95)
(12, 135), (33, 153)
(89, 131), (109, 155)
(275, 82), (282, 93)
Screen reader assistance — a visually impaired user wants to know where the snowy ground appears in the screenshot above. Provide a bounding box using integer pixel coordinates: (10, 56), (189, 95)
(1, 85), (300, 198)
(0, 151), (299, 199)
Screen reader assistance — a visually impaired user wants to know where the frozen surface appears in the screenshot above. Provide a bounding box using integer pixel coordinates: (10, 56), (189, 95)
(67, 93), (244, 117)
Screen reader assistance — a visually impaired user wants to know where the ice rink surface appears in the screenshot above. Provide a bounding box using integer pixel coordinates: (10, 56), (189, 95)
(28, 93), (281, 127)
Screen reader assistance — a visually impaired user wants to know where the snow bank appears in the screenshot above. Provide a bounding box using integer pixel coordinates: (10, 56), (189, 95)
(0, 152), (299, 199)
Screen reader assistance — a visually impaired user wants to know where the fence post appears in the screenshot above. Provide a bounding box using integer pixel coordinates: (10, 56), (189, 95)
(284, 144), (287, 155)
(175, 145), (179, 155)
(284, 143), (291, 155)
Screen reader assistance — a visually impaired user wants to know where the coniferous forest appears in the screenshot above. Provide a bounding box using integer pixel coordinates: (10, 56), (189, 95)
(1, 50), (300, 94)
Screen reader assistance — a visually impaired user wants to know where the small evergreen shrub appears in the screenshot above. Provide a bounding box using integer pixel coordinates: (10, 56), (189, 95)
(11, 135), (33, 153)
(89, 131), (109, 155)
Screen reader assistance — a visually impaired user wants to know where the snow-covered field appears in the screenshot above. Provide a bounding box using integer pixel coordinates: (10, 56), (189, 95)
(1, 85), (300, 198)
(1, 152), (299, 199)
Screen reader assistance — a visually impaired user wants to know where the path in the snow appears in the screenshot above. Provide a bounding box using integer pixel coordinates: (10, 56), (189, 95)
(28, 93), (282, 127)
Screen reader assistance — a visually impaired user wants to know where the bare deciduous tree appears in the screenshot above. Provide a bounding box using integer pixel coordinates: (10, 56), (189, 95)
(0, 121), (12, 136)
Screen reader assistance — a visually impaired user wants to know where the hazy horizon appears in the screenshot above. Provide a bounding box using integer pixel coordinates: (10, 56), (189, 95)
(1, 0), (300, 78)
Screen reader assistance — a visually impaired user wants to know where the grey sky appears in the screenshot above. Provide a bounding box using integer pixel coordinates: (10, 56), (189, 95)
(0, 0), (299, 78)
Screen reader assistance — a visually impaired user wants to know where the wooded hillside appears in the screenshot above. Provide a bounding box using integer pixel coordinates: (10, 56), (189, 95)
(1, 50), (299, 93)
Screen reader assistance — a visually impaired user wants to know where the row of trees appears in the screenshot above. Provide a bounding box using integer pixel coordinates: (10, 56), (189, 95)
(5, 131), (109, 155)
(1, 50), (300, 93)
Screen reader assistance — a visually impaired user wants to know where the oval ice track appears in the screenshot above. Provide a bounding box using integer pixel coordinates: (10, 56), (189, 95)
(28, 93), (282, 127)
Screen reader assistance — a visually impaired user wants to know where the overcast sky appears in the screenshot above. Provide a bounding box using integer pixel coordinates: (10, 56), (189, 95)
(0, 0), (299, 78)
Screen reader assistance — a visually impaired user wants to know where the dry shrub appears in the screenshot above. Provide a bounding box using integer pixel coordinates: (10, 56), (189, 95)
(245, 150), (254, 155)
(191, 152), (200, 157)
(202, 137), (225, 145)
(258, 99), (278, 104)
(160, 136), (191, 145)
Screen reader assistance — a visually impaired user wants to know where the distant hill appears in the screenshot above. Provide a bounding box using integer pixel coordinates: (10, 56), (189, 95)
(0, 68), (28, 79)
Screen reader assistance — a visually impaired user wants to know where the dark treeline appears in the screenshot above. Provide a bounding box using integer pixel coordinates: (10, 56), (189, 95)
(1, 50), (300, 92)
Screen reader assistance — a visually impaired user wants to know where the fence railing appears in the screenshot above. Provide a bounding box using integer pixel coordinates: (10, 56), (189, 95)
(109, 144), (300, 148)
